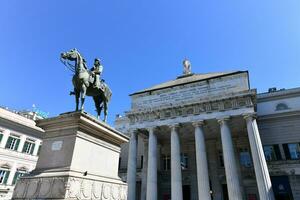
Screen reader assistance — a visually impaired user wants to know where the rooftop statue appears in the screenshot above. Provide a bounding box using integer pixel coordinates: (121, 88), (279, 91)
(183, 59), (192, 75)
(60, 48), (112, 122)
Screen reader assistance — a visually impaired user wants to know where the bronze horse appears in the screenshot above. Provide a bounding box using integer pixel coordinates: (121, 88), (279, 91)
(60, 49), (112, 122)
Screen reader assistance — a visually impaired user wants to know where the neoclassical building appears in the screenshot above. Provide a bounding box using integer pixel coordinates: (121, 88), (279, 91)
(0, 107), (44, 199)
(115, 63), (300, 200)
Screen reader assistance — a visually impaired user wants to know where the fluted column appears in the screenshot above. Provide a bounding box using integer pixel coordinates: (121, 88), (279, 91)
(193, 121), (211, 200)
(127, 130), (137, 200)
(244, 114), (275, 200)
(171, 124), (183, 200)
(218, 117), (243, 200)
(146, 127), (157, 200)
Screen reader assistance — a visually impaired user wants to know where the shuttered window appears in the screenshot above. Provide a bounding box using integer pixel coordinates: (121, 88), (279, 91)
(5, 136), (20, 151)
(0, 170), (10, 184)
(0, 133), (3, 142)
(22, 141), (35, 155)
(12, 171), (26, 185)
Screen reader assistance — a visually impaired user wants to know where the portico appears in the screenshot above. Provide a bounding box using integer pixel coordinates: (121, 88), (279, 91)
(116, 69), (275, 200)
(126, 114), (274, 200)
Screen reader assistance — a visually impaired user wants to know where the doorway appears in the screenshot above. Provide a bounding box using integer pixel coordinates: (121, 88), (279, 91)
(183, 185), (191, 200)
(222, 184), (229, 200)
(271, 176), (293, 200)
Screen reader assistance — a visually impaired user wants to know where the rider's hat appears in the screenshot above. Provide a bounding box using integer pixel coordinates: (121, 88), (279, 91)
(94, 58), (101, 62)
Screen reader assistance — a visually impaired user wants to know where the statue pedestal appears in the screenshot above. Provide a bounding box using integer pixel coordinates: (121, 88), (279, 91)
(12, 111), (129, 200)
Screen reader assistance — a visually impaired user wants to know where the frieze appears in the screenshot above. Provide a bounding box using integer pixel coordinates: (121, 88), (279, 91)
(12, 176), (127, 200)
(127, 94), (255, 125)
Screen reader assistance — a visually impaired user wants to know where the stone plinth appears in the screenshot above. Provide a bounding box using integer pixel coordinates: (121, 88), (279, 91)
(12, 111), (129, 200)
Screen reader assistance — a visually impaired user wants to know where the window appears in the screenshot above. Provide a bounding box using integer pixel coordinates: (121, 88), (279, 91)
(239, 148), (252, 168)
(22, 140), (35, 155)
(118, 157), (121, 170)
(12, 170), (27, 185)
(0, 132), (3, 142)
(276, 103), (289, 111)
(5, 136), (20, 151)
(283, 143), (300, 160)
(37, 144), (42, 155)
(0, 169), (10, 184)
(263, 145), (282, 161)
(140, 156), (144, 169)
(162, 155), (171, 171)
(180, 153), (188, 169)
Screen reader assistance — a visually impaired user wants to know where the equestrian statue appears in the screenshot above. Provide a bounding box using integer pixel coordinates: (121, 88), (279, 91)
(60, 48), (112, 122)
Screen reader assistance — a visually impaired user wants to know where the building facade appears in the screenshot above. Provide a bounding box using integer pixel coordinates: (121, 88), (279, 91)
(0, 107), (44, 199)
(115, 67), (300, 200)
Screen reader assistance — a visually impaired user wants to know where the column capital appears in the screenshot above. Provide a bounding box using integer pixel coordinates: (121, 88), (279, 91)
(192, 121), (205, 127)
(243, 113), (257, 121)
(169, 123), (180, 132)
(128, 129), (138, 137)
(146, 126), (156, 133)
(217, 116), (230, 125)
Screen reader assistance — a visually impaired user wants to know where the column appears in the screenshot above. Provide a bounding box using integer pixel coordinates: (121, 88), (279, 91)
(141, 139), (148, 200)
(218, 117), (243, 200)
(193, 121), (212, 200)
(146, 127), (157, 200)
(127, 130), (137, 200)
(7, 162), (17, 185)
(170, 124), (183, 200)
(244, 114), (275, 200)
(17, 135), (27, 152)
(33, 140), (41, 156)
(0, 129), (10, 148)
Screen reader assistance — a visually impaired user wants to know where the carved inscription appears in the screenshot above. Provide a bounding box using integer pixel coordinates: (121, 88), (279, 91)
(132, 74), (249, 110)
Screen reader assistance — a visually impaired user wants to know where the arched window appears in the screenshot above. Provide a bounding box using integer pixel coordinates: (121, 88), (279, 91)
(276, 103), (289, 111)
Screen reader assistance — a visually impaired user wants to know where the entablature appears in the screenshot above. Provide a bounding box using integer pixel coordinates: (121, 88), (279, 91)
(126, 89), (256, 127)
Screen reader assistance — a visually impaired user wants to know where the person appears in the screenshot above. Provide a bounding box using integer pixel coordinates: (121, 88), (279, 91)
(90, 58), (103, 88)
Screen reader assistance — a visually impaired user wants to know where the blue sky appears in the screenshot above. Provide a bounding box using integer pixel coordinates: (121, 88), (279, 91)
(0, 0), (300, 125)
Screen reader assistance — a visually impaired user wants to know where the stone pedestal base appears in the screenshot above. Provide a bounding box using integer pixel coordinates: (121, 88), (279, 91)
(12, 111), (129, 200)
(13, 175), (127, 199)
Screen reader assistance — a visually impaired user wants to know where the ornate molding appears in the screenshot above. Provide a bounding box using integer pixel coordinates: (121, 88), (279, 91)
(169, 123), (180, 132)
(217, 116), (230, 125)
(127, 95), (255, 125)
(243, 113), (257, 121)
(13, 176), (127, 200)
(192, 120), (205, 127)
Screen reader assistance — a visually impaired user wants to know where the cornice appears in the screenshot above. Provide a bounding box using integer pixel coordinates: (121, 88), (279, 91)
(257, 110), (300, 121)
(257, 87), (300, 103)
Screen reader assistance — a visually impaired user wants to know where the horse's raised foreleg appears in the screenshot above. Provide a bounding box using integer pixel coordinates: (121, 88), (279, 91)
(80, 84), (87, 111)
